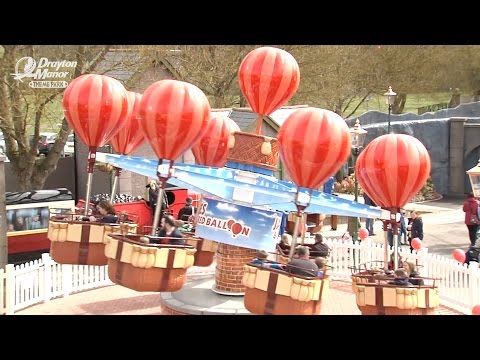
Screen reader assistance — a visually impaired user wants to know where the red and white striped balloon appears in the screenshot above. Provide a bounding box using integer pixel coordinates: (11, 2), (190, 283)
(356, 134), (431, 209)
(63, 74), (129, 147)
(278, 108), (351, 190)
(238, 47), (300, 117)
(191, 114), (236, 167)
(139, 80), (211, 161)
(110, 92), (145, 155)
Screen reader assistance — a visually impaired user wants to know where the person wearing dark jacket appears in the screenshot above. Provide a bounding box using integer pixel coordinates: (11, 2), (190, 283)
(403, 261), (424, 286)
(158, 215), (185, 245)
(389, 269), (414, 287)
(408, 210), (423, 250)
(463, 192), (479, 245)
(89, 200), (118, 224)
(310, 233), (330, 258)
(178, 197), (194, 221)
(147, 181), (168, 218)
(285, 246), (318, 277)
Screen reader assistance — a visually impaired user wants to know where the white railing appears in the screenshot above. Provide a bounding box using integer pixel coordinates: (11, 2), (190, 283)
(324, 238), (480, 314)
(1, 239), (479, 315)
(1, 252), (216, 315)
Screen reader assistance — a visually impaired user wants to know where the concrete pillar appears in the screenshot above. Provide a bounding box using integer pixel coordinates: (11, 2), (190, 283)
(449, 117), (467, 195)
(0, 155), (7, 268)
(213, 243), (257, 295)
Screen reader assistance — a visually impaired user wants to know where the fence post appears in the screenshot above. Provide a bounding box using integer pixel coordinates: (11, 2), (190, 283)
(5, 264), (15, 315)
(468, 261), (479, 311)
(42, 253), (52, 303)
(418, 247), (429, 277)
(62, 264), (72, 297)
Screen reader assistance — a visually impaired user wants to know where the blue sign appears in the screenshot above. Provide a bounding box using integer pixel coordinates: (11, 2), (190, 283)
(195, 198), (282, 252)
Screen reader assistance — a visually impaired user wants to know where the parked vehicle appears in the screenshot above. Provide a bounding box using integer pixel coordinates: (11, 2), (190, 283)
(0, 131), (5, 154)
(63, 134), (75, 157)
(28, 132), (57, 156)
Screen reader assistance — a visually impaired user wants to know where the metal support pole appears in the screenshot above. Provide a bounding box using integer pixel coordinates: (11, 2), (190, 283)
(84, 146), (97, 216)
(0, 155), (7, 269)
(352, 150), (359, 245)
(110, 167), (121, 202)
(393, 222), (399, 270)
(289, 213), (302, 259)
(150, 159), (173, 236)
(383, 221), (389, 271)
(151, 180), (166, 236)
(387, 104), (391, 134)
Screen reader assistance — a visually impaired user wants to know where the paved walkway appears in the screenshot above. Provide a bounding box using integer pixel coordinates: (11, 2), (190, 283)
(14, 196), (466, 315)
(16, 275), (462, 315)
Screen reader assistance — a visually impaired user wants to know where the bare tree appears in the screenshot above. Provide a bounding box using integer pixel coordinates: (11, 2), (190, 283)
(161, 45), (256, 108)
(0, 45), (153, 191)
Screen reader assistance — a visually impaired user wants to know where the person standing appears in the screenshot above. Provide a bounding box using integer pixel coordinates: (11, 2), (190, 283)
(178, 197), (194, 221)
(399, 210), (408, 245)
(463, 192), (479, 246)
(146, 180), (168, 219)
(408, 210), (424, 250)
(323, 176), (338, 231)
(363, 192), (376, 235)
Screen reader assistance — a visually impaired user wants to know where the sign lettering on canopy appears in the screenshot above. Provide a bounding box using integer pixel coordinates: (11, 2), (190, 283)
(195, 198), (282, 252)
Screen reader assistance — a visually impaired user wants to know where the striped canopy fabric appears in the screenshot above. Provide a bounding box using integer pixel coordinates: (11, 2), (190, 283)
(238, 47), (300, 117)
(110, 92), (145, 155)
(278, 108), (351, 190)
(138, 80), (211, 161)
(356, 134), (431, 209)
(63, 74), (129, 148)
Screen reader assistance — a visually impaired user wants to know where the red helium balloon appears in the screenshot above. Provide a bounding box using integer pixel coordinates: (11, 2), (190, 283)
(63, 74), (129, 147)
(411, 237), (422, 250)
(238, 47), (300, 116)
(110, 92), (145, 155)
(191, 114), (233, 167)
(278, 108), (351, 189)
(356, 134), (431, 209)
(453, 249), (466, 263)
(472, 305), (480, 315)
(231, 222), (242, 236)
(358, 227), (369, 240)
(139, 80), (211, 161)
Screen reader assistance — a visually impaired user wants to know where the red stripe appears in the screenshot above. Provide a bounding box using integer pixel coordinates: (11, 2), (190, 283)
(63, 74), (128, 148)
(139, 80), (211, 161)
(239, 47), (300, 116)
(357, 134), (431, 208)
(110, 91), (140, 154)
(278, 108), (351, 190)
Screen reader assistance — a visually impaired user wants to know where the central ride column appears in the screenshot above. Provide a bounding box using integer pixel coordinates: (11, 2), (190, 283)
(212, 131), (279, 295)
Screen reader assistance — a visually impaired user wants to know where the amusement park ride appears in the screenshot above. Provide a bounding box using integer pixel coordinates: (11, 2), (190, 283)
(45, 46), (439, 315)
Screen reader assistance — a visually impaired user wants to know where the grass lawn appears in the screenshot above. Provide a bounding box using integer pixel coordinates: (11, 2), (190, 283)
(347, 92), (452, 118)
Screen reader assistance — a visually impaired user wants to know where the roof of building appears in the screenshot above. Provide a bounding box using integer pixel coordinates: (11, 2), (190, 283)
(269, 105), (310, 127)
(211, 105), (310, 132)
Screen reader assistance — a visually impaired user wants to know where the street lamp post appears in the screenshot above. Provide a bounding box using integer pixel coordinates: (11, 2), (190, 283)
(349, 119), (368, 244)
(383, 86), (397, 134)
(467, 160), (480, 197)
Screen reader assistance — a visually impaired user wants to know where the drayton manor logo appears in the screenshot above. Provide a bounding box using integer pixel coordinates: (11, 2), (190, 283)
(11, 57), (77, 89)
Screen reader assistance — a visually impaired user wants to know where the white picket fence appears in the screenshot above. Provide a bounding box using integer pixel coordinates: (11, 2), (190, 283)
(1, 239), (479, 315)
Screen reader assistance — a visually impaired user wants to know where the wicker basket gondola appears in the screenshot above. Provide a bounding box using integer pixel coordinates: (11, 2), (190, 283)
(184, 234), (218, 267)
(226, 132), (279, 170)
(351, 273), (440, 315)
(242, 264), (329, 315)
(105, 234), (196, 292)
(48, 218), (137, 265)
